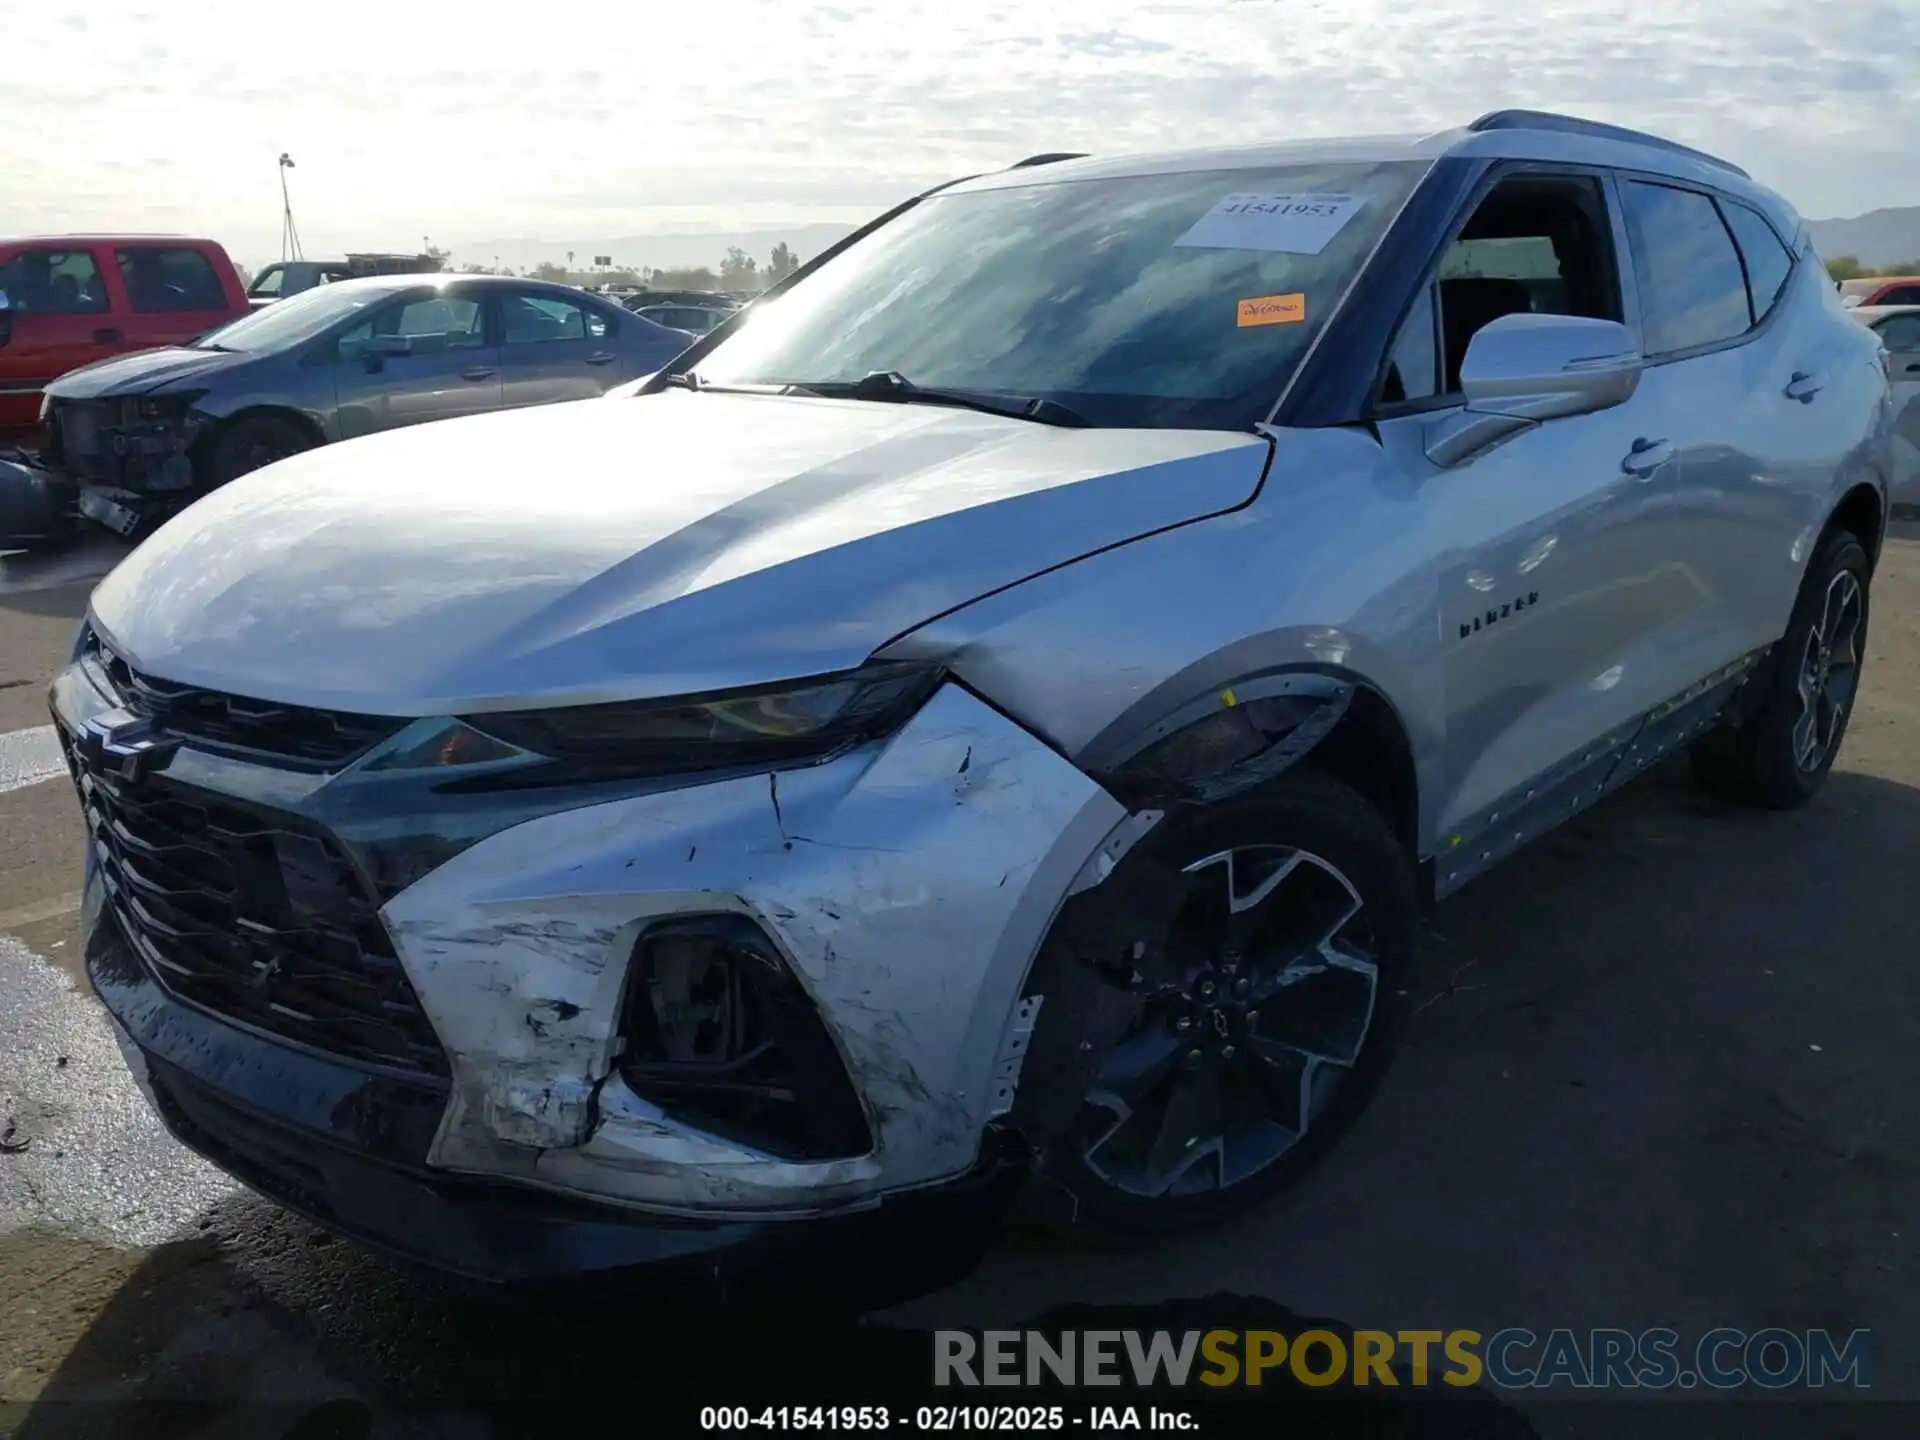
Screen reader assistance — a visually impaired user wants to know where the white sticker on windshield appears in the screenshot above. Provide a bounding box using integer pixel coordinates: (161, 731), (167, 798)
(1173, 193), (1367, 256)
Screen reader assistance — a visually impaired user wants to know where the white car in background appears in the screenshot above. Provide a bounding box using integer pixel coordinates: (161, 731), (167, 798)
(1853, 304), (1920, 508)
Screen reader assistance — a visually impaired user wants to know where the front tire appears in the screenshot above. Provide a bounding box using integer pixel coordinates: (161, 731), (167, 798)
(208, 415), (315, 486)
(1034, 768), (1417, 1240)
(1691, 529), (1870, 808)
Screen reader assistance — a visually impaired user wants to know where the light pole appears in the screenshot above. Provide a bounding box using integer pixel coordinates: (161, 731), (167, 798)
(278, 153), (302, 261)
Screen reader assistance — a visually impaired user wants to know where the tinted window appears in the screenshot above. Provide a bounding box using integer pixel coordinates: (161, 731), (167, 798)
(1718, 201), (1794, 323)
(695, 160), (1429, 430)
(0, 248), (108, 314)
(248, 265), (285, 298)
(117, 247), (227, 312)
(338, 294), (484, 357)
(1621, 180), (1750, 354)
(1879, 284), (1920, 306)
(501, 292), (590, 345)
(1875, 314), (1920, 352)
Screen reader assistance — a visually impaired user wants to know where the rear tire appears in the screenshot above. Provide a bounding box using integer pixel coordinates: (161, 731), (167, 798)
(1032, 768), (1417, 1242)
(1690, 529), (1869, 808)
(208, 416), (315, 486)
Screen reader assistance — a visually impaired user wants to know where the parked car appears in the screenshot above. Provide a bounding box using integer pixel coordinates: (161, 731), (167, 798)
(54, 110), (1888, 1310)
(1853, 303), (1920, 507)
(245, 260), (352, 305)
(629, 301), (734, 335)
(246, 254), (447, 308)
(619, 288), (741, 314)
(0, 235), (248, 440)
(12, 274), (694, 543)
(1839, 275), (1920, 309)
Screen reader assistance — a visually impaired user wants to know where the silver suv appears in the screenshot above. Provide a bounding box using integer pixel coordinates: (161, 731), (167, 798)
(55, 110), (1891, 1309)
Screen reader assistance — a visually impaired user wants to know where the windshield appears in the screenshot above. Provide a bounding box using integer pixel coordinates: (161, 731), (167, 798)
(693, 160), (1426, 429)
(193, 282), (396, 351)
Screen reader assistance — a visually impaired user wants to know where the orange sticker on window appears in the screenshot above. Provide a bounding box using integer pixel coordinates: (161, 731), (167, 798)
(1237, 292), (1307, 327)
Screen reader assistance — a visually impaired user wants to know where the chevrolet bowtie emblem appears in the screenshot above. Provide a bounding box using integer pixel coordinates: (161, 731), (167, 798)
(76, 707), (182, 783)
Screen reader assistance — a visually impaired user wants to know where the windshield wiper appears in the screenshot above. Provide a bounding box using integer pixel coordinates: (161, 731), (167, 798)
(789, 371), (1090, 427)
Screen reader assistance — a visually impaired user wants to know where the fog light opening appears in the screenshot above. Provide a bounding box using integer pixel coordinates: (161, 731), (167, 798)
(614, 916), (871, 1162)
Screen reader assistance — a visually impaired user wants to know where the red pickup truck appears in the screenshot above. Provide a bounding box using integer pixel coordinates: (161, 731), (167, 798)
(0, 235), (249, 440)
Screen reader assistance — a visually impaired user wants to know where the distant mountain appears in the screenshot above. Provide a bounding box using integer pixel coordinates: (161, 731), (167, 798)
(446, 222), (858, 276)
(1806, 207), (1920, 270)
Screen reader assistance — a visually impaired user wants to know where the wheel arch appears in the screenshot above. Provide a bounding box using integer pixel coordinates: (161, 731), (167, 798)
(192, 404), (327, 471)
(1827, 480), (1886, 572)
(1085, 665), (1424, 866)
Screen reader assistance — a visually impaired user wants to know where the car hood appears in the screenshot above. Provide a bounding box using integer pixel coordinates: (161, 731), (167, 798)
(48, 346), (247, 399)
(90, 390), (1270, 715)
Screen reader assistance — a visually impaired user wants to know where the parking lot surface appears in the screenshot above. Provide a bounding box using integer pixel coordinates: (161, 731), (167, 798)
(2, 527), (1917, 1435)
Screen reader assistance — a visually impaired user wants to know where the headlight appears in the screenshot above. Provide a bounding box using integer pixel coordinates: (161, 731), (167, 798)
(463, 661), (944, 773)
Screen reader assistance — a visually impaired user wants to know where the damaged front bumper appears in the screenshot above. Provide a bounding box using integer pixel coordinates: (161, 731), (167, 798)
(53, 647), (1138, 1295)
(39, 395), (205, 538)
(91, 903), (1027, 1304)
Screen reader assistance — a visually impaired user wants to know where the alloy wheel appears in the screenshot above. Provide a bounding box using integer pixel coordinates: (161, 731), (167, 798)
(1073, 844), (1379, 1199)
(1792, 569), (1864, 772)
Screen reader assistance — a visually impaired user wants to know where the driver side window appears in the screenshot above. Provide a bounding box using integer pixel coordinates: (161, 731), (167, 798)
(1378, 173), (1624, 407)
(337, 293), (485, 359)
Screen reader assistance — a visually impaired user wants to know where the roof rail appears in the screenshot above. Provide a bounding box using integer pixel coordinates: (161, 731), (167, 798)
(1467, 109), (1748, 179)
(1009, 152), (1089, 169)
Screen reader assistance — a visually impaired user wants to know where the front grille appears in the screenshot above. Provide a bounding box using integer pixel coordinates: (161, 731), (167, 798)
(84, 629), (406, 770)
(65, 736), (450, 1078)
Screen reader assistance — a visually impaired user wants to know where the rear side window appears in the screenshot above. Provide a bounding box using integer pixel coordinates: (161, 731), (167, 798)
(0, 248), (109, 314)
(501, 292), (592, 345)
(117, 247), (228, 312)
(1620, 180), (1750, 355)
(1718, 201), (1795, 323)
(1879, 284), (1920, 306)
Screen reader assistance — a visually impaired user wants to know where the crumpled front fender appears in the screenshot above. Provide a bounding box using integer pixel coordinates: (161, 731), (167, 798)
(381, 683), (1130, 1213)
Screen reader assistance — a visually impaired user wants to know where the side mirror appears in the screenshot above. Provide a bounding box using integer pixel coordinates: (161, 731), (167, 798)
(360, 333), (412, 371)
(1425, 314), (1643, 467)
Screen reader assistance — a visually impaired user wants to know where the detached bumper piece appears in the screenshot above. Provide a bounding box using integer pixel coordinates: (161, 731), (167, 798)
(0, 449), (77, 549)
(92, 916), (1024, 1307)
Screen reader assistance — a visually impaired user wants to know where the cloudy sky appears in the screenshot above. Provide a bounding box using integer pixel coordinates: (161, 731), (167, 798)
(5, 0), (1916, 265)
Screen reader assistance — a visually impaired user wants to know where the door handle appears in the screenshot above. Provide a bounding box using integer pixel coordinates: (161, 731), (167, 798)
(460, 366), (496, 381)
(1621, 436), (1674, 478)
(1784, 369), (1826, 402)
(94, 328), (123, 344)
(584, 351), (617, 366)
